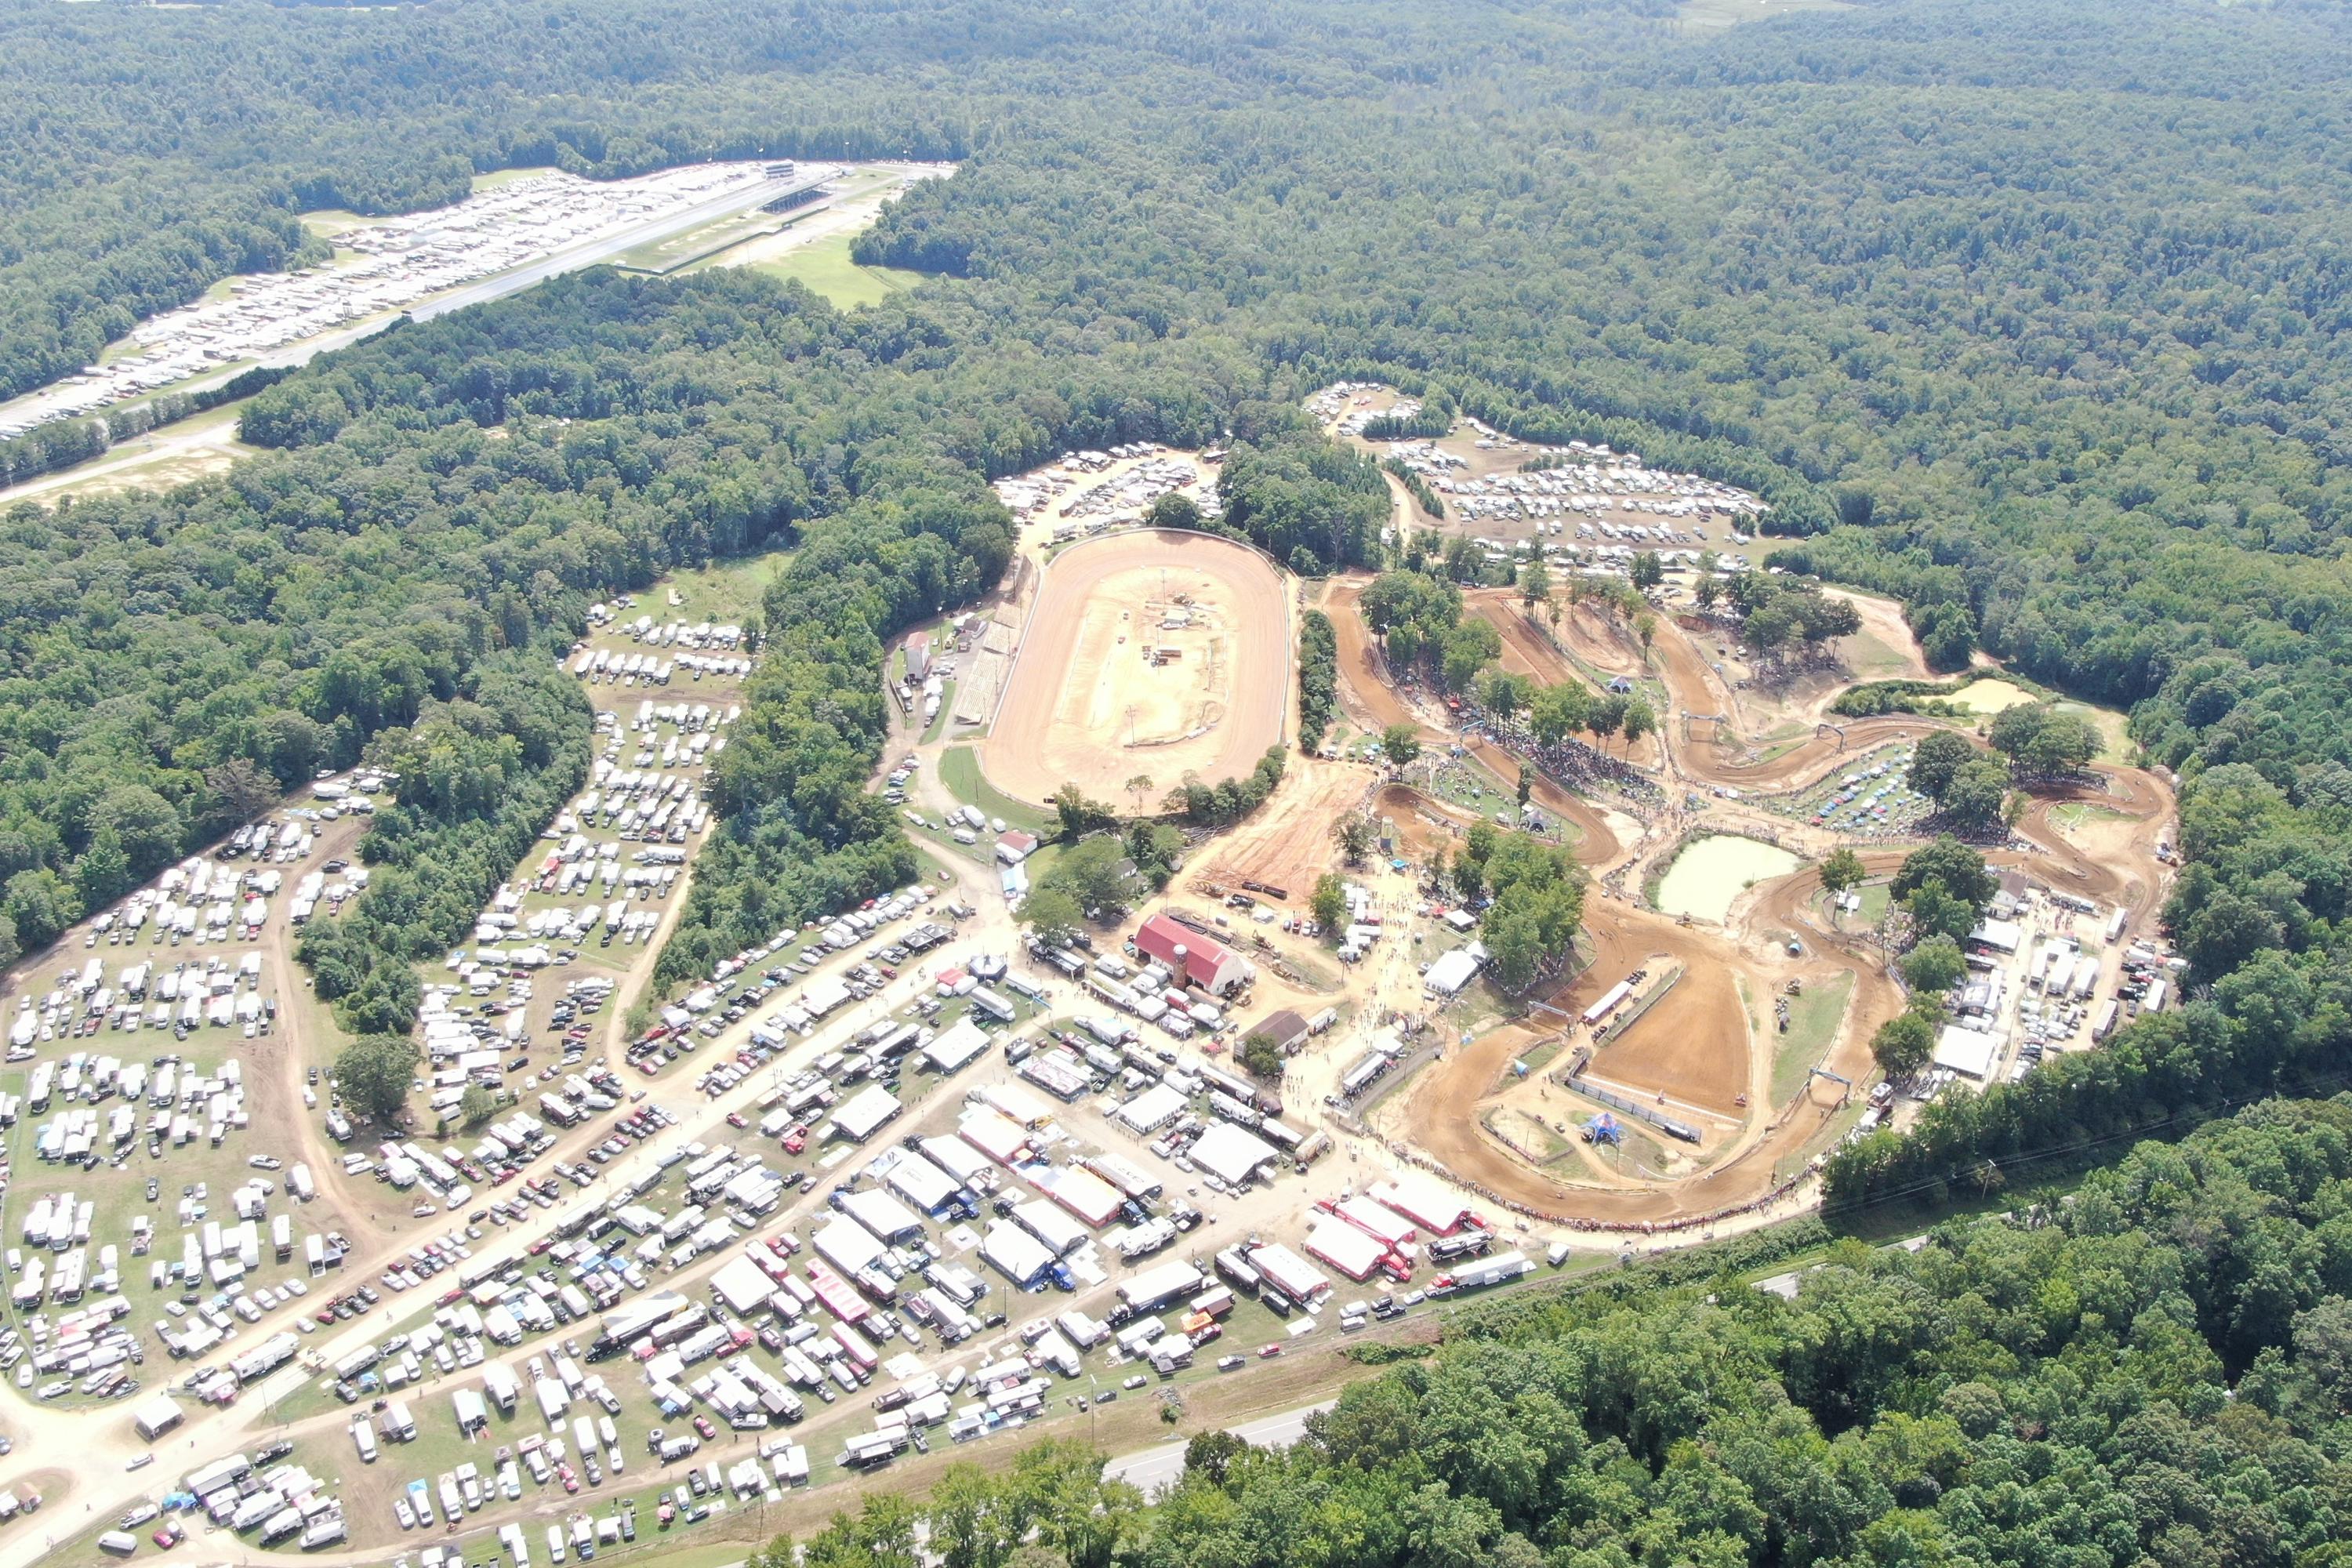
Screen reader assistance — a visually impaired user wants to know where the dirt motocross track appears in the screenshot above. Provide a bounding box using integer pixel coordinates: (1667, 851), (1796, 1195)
(1323, 579), (1630, 873)
(1325, 568), (2174, 1232)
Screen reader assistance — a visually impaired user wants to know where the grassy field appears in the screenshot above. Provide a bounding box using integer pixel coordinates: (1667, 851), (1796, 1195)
(2049, 801), (2132, 833)
(1769, 971), (1857, 1105)
(2054, 699), (2132, 764)
(300, 208), (379, 241)
(1570, 1105), (1673, 1181)
(3, 401), (261, 505)
(937, 746), (1055, 838)
(753, 234), (923, 309)
(613, 210), (784, 275)
(658, 553), (793, 628)
(1840, 627), (1915, 681)
(1427, 749), (1582, 855)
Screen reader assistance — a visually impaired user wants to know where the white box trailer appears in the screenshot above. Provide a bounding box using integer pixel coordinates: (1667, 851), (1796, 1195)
(2041, 952), (2074, 996)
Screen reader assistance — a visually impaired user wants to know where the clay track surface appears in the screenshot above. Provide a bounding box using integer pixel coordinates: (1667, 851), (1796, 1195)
(1679, 713), (1936, 792)
(2008, 764), (2176, 925)
(983, 530), (1290, 807)
(1463, 593), (1662, 769)
(1573, 906), (1751, 1115)
(1395, 741), (2169, 1229)
(1330, 570), (2173, 1232)
(1464, 739), (1626, 873)
(1402, 873), (1904, 1223)
(1196, 757), (1376, 898)
(1373, 783), (1481, 862)
(1467, 592), (1642, 682)
(1323, 576), (1425, 735)
(1552, 604), (1651, 678)
(1650, 615), (1740, 727)
(1406, 903), (1763, 1219)
(1323, 579), (1629, 873)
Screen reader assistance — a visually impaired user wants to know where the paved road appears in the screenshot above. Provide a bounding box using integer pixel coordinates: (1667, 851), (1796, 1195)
(1102, 1399), (1338, 1496)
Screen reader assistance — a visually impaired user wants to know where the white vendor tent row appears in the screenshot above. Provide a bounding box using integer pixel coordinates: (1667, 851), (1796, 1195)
(1247, 1242), (1331, 1305)
(812, 1217), (890, 1278)
(878, 1149), (962, 1216)
(1423, 942), (1487, 997)
(1116, 1083), (1188, 1135)
(709, 1255), (775, 1316)
(838, 1187), (926, 1245)
(958, 1105), (1033, 1167)
(1036, 1166), (1126, 1229)
(827, 1083), (902, 1144)
(921, 1135), (993, 1185)
(981, 1221), (1059, 1289)
(1336, 1195), (1418, 1246)
(971, 1080), (1054, 1129)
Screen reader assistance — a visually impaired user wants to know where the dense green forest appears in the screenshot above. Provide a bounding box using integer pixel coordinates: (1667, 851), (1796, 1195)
(4, 0), (2352, 1320)
(746, 1097), (2352, 1568)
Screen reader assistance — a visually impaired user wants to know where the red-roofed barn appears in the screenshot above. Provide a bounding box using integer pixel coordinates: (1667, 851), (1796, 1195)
(1134, 913), (1254, 997)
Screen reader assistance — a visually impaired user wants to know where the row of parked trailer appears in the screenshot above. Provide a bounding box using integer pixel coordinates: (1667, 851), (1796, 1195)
(570, 644), (753, 683)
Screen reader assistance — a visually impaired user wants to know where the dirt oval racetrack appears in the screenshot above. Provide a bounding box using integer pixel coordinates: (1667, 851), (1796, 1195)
(982, 530), (1292, 807)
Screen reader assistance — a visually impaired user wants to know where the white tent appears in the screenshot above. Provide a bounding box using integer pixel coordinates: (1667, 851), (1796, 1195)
(1423, 946), (1484, 997)
(880, 1151), (960, 1216)
(1934, 1025), (1999, 1080)
(921, 1018), (993, 1074)
(1304, 1218), (1388, 1283)
(980, 1221), (1058, 1290)
(1189, 1122), (1280, 1187)
(709, 1254), (776, 1316)
(1116, 1083), (1187, 1135)
(827, 1084), (902, 1144)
